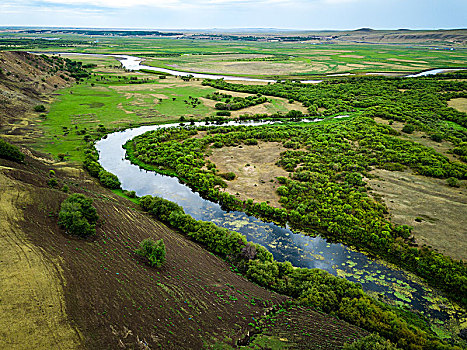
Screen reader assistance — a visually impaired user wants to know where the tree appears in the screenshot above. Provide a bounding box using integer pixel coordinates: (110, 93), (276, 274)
(136, 238), (166, 267)
(401, 124), (415, 134)
(34, 104), (46, 112)
(98, 170), (121, 189)
(447, 177), (460, 187)
(58, 194), (98, 237)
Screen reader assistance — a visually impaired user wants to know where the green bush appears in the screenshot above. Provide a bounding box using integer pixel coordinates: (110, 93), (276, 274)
(447, 177), (460, 187)
(34, 104), (46, 112)
(135, 238), (166, 267)
(401, 124), (415, 134)
(344, 334), (400, 350)
(58, 194), (98, 237)
(0, 138), (24, 162)
(98, 170), (121, 189)
(220, 172), (236, 180)
(47, 178), (58, 188)
(430, 133), (443, 142)
(123, 190), (137, 198)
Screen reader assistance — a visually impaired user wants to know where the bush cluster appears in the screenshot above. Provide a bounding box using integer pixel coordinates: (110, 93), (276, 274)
(135, 238), (166, 267)
(0, 138), (25, 162)
(83, 148), (121, 189)
(58, 194), (98, 237)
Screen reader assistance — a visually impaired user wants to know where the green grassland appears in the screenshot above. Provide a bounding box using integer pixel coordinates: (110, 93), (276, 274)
(34, 57), (299, 161)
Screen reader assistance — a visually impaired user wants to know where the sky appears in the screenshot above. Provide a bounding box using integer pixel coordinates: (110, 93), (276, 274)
(0, 0), (466, 30)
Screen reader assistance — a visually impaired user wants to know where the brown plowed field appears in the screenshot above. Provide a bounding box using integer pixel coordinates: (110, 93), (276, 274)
(1, 155), (285, 349)
(0, 152), (369, 349)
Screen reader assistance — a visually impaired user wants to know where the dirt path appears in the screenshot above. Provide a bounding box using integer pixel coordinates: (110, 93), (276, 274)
(0, 171), (82, 349)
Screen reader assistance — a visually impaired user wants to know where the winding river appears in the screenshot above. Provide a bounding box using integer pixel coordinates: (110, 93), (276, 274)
(50, 49), (465, 327)
(96, 119), (465, 325)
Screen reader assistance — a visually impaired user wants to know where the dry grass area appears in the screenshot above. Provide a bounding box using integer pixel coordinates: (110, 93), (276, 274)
(208, 142), (289, 207)
(156, 60), (314, 76)
(368, 169), (467, 261)
(199, 93), (307, 118)
(448, 98), (467, 113)
(387, 58), (428, 64)
(0, 171), (82, 350)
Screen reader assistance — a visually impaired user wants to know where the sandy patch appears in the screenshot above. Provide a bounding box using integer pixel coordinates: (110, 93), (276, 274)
(448, 98), (467, 113)
(387, 58), (428, 64)
(208, 142), (289, 207)
(368, 169), (467, 261)
(117, 102), (134, 114)
(340, 55), (365, 59)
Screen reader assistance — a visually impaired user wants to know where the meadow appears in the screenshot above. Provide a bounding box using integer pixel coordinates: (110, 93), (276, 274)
(34, 56), (304, 162)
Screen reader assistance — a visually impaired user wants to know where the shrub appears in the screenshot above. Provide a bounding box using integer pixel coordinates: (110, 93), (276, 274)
(58, 194), (98, 237)
(216, 111), (231, 116)
(97, 124), (106, 133)
(0, 138), (25, 162)
(84, 160), (102, 178)
(401, 124), (415, 134)
(244, 138), (258, 145)
(220, 172), (236, 181)
(47, 178), (58, 188)
(447, 177), (460, 187)
(98, 170), (121, 189)
(430, 133), (443, 142)
(135, 238), (166, 267)
(34, 104), (46, 112)
(123, 190), (136, 198)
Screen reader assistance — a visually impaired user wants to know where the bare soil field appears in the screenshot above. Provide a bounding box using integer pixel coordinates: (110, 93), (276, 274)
(0, 154), (285, 349)
(249, 305), (367, 349)
(208, 142), (289, 207)
(448, 98), (467, 113)
(368, 169), (467, 261)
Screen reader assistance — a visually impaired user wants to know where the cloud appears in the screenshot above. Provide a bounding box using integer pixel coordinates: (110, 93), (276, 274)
(17, 0), (298, 11)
